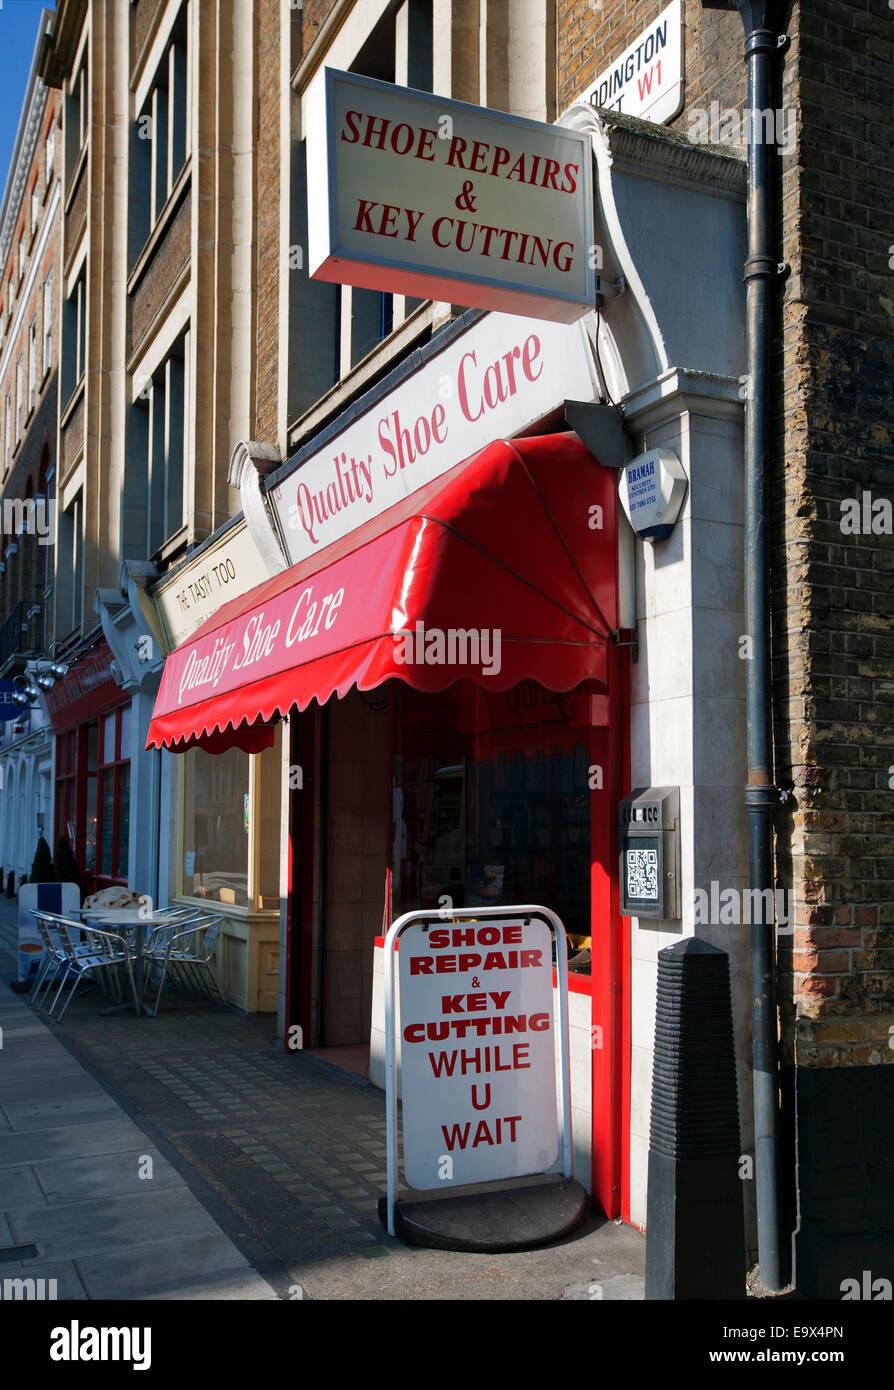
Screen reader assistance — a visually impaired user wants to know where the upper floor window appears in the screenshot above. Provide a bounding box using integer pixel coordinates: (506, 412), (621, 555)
(75, 58), (88, 151)
(18, 233), (25, 284)
(46, 127), (55, 186)
(31, 184), (40, 240)
(43, 272), (53, 374)
(65, 52), (89, 179)
(28, 319), (37, 412)
(131, 13), (188, 258)
(4, 393), (10, 474)
(15, 359), (23, 440)
(133, 327), (189, 556)
(62, 267), (86, 404)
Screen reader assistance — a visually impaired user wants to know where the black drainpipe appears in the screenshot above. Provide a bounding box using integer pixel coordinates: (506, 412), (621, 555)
(705, 0), (788, 1291)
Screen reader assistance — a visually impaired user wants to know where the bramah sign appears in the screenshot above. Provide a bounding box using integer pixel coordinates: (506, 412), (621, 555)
(307, 69), (596, 323)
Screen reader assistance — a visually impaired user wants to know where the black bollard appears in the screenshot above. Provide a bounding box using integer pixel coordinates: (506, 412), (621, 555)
(645, 937), (745, 1299)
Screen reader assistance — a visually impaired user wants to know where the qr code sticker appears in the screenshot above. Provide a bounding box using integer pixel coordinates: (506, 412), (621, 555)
(626, 848), (658, 900)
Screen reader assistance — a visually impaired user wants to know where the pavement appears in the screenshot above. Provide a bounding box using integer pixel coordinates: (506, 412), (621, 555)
(0, 896), (645, 1301)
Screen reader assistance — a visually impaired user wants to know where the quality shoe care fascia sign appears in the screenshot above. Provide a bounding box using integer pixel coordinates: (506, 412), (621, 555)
(306, 69), (596, 323)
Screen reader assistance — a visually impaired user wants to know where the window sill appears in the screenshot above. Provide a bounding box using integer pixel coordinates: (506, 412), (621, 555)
(60, 375), (85, 429)
(174, 895), (254, 919)
(64, 143), (88, 216)
(151, 525), (189, 568)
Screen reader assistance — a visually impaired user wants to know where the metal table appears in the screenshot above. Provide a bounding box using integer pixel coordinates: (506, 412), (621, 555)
(80, 908), (174, 1016)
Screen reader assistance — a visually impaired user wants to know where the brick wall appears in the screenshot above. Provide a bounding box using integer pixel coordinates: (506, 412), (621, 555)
(66, 157), (88, 253)
(772, 0), (894, 1068)
(557, 0), (744, 125)
(295, 0), (342, 67)
(129, 191), (191, 357)
(132, 0), (163, 70)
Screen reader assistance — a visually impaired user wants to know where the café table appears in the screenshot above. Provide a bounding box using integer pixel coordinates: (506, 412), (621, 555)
(78, 908), (176, 1017)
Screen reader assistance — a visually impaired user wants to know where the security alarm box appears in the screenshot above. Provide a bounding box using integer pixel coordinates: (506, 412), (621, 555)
(618, 787), (680, 920)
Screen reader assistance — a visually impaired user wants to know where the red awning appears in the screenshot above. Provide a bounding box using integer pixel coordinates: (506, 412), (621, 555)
(146, 433), (618, 753)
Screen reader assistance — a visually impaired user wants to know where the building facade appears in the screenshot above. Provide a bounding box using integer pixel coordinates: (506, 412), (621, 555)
(0, 9), (59, 893)
(22, 0), (893, 1298)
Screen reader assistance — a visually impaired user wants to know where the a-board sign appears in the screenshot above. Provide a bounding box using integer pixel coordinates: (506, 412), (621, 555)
(306, 68), (595, 323)
(398, 917), (558, 1188)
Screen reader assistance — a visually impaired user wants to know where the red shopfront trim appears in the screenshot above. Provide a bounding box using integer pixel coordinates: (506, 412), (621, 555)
(45, 641), (128, 733)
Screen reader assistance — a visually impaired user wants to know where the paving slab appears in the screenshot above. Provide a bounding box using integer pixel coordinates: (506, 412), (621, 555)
(2, 1091), (120, 1131)
(74, 1232), (278, 1300)
(0, 1070), (104, 1105)
(9, 1185), (225, 1261)
(33, 1149), (185, 1204)
(0, 1116), (152, 1167)
(0, 1164), (47, 1207)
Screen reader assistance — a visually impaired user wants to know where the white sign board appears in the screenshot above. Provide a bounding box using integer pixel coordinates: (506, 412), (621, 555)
(17, 882), (81, 984)
(398, 918), (558, 1189)
(307, 68), (595, 323)
(271, 310), (599, 565)
(153, 523), (269, 649)
(584, 0), (683, 125)
(618, 447), (688, 541)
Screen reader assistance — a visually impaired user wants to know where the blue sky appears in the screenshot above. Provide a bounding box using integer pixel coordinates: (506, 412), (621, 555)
(0, 1), (55, 213)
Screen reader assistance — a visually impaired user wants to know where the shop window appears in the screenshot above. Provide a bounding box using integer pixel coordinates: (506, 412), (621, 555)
(182, 743), (251, 908)
(392, 683), (594, 972)
(96, 707), (131, 880)
(84, 722), (98, 872)
(178, 727), (281, 911)
(54, 728), (77, 846)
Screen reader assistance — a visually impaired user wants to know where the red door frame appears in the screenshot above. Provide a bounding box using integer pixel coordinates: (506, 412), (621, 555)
(588, 637), (630, 1220)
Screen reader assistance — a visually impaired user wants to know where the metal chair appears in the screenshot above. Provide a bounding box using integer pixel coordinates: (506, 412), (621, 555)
(29, 911), (104, 1010)
(28, 913), (73, 1010)
(143, 913), (226, 1015)
(142, 906), (206, 953)
(43, 918), (139, 1021)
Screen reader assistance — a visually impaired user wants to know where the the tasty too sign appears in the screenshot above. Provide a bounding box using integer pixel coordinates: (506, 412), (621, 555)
(307, 69), (595, 323)
(399, 919), (558, 1188)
